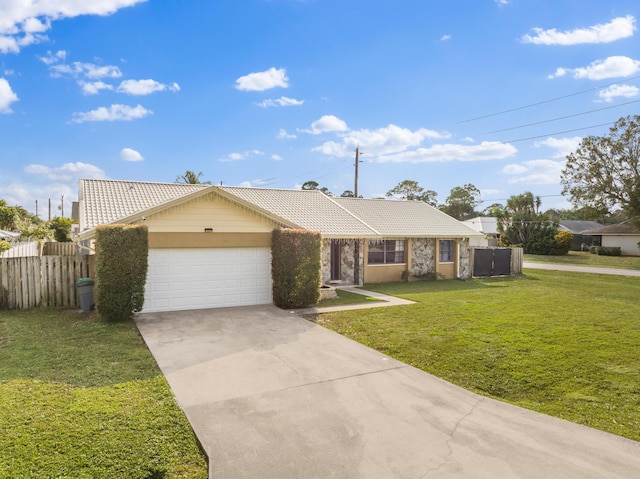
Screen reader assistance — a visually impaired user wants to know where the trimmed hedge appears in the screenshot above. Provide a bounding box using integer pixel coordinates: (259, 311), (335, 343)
(95, 225), (148, 321)
(597, 246), (622, 256)
(272, 228), (321, 308)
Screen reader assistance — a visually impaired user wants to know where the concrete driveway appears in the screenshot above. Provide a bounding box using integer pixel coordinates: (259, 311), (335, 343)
(136, 306), (640, 479)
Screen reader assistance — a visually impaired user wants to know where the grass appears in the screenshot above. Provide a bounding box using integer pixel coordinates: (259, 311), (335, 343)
(0, 309), (208, 479)
(316, 288), (382, 307)
(525, 251), (640, 270)
(316, 271), (640, 442)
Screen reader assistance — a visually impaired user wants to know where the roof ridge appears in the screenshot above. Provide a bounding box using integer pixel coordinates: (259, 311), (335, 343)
(326, 195), (381, 235)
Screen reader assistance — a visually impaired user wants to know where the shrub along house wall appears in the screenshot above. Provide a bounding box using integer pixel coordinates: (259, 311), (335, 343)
(272, 229), (321, 309)
(95, 225), (148, 321)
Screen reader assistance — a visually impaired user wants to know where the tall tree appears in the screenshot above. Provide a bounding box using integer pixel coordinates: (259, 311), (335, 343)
(497, 191), (548, 247)
(440, 183), (481, 220)
(0, 199), (39, 231)
(386, 180), (438, 207)
(175, 170), (212, 184)
(561, 115), (640, 225)
(301, 180), (333, 196)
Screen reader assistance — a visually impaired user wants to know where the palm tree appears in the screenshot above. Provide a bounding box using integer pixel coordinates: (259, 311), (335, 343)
(175, 170), (212, 185)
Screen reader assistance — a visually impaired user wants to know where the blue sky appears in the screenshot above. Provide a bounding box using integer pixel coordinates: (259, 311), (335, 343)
(1, 0), (639, 218)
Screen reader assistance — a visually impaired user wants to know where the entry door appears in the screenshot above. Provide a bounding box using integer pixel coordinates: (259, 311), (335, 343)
(330, 241), (341, 281)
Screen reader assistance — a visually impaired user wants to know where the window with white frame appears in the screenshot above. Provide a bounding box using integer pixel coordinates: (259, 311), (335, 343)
(439, 240), (453, 262)
(368, 240), (405, 264)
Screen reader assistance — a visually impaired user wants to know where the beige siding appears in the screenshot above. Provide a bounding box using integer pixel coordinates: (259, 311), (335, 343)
(143, 193), (277, 233)
(365, 263), (406, 283)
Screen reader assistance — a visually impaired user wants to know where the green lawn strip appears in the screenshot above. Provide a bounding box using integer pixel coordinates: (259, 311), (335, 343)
(317, 271), (640, 442)
(317, 289), (383, 307)
(525, 251), (640, 270)
(0, 309), (207, 479)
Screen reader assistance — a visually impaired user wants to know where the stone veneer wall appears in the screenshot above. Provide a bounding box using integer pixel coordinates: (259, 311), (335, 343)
(410, 238), (436, 276)
(321, 238), (363, 285)
(458, 238), (471, 279)
(321, 238), (332, 284)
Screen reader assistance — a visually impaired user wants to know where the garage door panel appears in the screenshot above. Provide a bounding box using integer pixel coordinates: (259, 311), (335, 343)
(143, 248), (272, 312)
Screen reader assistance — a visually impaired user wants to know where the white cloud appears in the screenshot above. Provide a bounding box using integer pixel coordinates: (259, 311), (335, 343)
(369, 141), (517, 164)
(522, 15), (636, 45)
(481, 189), (501, 197)
(117, 79), (180, 95)
(71, 104), (152, 123)
(80, 80), (114, 95)
(549, 56), (640, 80)
(39, 49), (67, 65)
(218, 150), (265, 162)
(440, 34), (452, 42)
(0, 77), (19, 113)
(534, 136), (581, 158)
(50, 61), (123, 79)
(235, 67), (288, 91)
(495, 0), (509, 5)
(24, 161), (107, 181)
(312, 123), (451, 157)
(271, 154), (283, 161)
(502, 159), (564, 184)
(302, 115), (349, 135)
(277, 128), (296, 139)
(597, 84), (640, 102)
(0, 0), (146, 53)
(256, 96), (304, 108)
(120, 147), (143, 162)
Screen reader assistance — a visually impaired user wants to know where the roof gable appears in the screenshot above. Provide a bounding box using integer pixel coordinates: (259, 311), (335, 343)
(78, 179), (483, 239)
(79, 179), (208, 231)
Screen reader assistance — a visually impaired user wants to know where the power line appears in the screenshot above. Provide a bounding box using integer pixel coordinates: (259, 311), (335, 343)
(482, 98), (640, 135)
(455, 75), (640, 124)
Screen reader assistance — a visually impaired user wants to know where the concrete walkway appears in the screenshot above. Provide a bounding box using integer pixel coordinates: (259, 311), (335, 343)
(136, 306), (640, 479)
(524, 262), (640, 277)
(294, 285), (415, 315)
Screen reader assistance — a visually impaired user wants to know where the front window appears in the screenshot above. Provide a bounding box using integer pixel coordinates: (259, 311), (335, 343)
(439, 240), (453, 262)
(368, 240), (405, 264)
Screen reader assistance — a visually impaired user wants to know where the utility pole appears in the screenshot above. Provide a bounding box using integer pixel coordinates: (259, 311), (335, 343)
(353, 145), (363, 285)
(354, 145), (363, 197)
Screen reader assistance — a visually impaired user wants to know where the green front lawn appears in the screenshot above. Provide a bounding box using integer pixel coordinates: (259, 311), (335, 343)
(525, 251), (640, 270)
(316, 289), (382, 307)
(0, 309), (208, 479)
(317, 271), (640, 442)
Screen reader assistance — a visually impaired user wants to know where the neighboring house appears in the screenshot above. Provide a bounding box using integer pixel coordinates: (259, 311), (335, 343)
(0, 229), (20, 242)
(77, 179), (483, 313)
(557, 220), (602, 251)
(462, 216), (499, 246)
(582, 222), (640, 256)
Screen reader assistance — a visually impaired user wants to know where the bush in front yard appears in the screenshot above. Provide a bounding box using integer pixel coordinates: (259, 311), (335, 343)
(272, 228), (321, 308)
(95, 225), (148, 321)
(553, 230), (574, 255)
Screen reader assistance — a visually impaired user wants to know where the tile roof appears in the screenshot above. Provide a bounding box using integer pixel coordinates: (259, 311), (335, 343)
(79, 179), (483, 239)
(79, 179), (207, 231)
(333, 197), (483, 238)
(218, 187), (379, 237)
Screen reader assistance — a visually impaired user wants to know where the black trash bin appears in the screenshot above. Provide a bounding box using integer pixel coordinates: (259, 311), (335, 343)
(76, 278), (95, 312)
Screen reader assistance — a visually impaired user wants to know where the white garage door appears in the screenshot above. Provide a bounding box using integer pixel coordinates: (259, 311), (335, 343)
(143, 248), (272, 313)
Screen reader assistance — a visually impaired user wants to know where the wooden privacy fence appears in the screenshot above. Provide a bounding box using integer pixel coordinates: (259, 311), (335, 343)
(0, 255), (96, 310)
